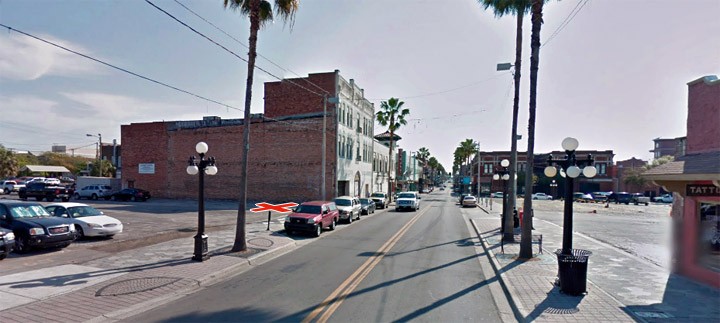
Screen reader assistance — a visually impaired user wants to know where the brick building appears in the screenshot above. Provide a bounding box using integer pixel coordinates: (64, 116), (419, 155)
(120, 70), (388, 202)
(650, 137), (687, 159)
(643, 75), (720, 287)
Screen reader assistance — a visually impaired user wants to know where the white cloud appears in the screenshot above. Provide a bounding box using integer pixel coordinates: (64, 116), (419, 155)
(0, 33), (103, 81)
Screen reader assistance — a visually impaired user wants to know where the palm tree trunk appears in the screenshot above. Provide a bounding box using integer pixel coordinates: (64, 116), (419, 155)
(520, 0), (544, 259)
(505, 11), (524, 241)
(232, 0), (260, 252)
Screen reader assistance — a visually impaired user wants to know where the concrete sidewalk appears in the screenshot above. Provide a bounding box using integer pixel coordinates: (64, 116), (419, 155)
(470, 205), (720, 322)
(0, 218), (300, 322)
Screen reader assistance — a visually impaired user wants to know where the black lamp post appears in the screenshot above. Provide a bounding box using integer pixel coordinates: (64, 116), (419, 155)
(550, 180), (558, 201)
(544, 137), (597, 295)
(493, 159), (511, 241)
(186, 142), (218, 262)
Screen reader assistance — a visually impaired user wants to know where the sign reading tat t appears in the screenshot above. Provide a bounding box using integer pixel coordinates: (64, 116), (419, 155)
(250, 202), (298, 213)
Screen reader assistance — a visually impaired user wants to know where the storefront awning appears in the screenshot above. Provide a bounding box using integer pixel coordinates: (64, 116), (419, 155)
(20, 165), (72, 173)
(642, 152), (720, 193)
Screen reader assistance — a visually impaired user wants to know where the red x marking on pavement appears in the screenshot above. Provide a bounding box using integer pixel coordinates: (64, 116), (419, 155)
(250, 202), (298, 213)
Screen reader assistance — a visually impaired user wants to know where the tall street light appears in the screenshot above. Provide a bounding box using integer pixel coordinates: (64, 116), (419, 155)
(493, 159), (512, 241)
(322, 96), (339, 200)
(497, 62), (522, 227)
(187, 142), (218, 262)
(544, 137), (596, 295)
(86, 133), (102, 176)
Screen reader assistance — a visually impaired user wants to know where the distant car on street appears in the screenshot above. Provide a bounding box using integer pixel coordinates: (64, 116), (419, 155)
(284, 201), (339, 237)
(370, 192), (389, 209)
(491, 192), (504, 198)
(396, 192), (420, 211)
(630, 193), (650, 206)
(45, 202), (123, 238)
(75, 185), (115, 200)
(334, 196), (361, 223)
(461, 195), (477, 207)
(111, 188), (151, 202)
(359, 198), (376, 215)
(590, 192), (609, 202)
(573, 192), (594, 203)
(531, 193), (552, 200)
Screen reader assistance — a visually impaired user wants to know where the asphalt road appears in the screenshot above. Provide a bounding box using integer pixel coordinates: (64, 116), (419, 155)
(124, 192), (503, 322)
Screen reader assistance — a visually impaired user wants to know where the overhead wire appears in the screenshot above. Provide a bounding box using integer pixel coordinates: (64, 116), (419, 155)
(542, 0), (590, 48)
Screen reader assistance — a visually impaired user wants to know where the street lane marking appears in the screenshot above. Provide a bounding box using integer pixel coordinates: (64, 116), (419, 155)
(302, 205), (431, 323)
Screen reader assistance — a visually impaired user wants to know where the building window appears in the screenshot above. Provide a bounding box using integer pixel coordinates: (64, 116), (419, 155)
(597, 163), (607, 175)
(483, 163), (492, 174)
(698, 202), (720, 272)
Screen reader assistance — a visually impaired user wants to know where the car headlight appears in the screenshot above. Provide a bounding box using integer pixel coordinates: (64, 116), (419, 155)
(29, 227), (44, 235)
(5, 232), (15, 240)
(307, 217), (318, 224)
(87, 223), (102, 228)
(284, 216), (290, 222)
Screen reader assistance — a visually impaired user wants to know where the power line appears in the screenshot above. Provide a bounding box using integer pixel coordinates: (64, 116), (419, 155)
(367, 72), (511, 101)
(172, 0), (331, 96)
(542, 0), (590, 48)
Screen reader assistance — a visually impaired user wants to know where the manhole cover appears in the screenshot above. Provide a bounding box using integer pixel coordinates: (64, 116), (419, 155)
(248, 237), (274, 248)
(96, 277), (184, 296)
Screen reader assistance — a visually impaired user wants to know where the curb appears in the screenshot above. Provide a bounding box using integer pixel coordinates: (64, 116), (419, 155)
(469, 219), (525, 322)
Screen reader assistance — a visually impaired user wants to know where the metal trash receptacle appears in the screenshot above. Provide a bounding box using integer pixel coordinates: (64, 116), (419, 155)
(555, 249), (592, 295)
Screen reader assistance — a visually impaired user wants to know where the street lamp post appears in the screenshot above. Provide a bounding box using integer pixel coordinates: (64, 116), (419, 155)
(493, 159), (512, 241)
(550, 180), (558, 200)
(186, 142), (218, 262)
(544, 137), (597, 295)
(86, 133), (102, 176)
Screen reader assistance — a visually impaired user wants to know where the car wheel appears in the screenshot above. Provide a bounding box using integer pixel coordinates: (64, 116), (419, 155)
(329, 219), (337, 231)
(0, 253), (6, 260)
(74, 193), (81, 200)
(62, 197), (69, 202)
(3, 188), (9, 194)
(286, 229), (293, 236)
(645, 202), (649, 206)
(132, 196), (139, 202)
(313, 224), (322, 237)
(347, 215), (353, 224)
(91, 194), (98, 200)
(14, 236), (30, 254)
(356, 212), (361, 220)
(75, 225), (85, 239)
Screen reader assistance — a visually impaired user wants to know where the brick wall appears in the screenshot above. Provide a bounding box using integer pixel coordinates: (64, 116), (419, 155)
(121, 116), (336, 203)
(686, 76), (720, 154)
(264, 71), (336, 119)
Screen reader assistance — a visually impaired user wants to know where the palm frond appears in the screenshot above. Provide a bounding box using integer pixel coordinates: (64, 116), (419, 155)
(274, 0), (300, 29)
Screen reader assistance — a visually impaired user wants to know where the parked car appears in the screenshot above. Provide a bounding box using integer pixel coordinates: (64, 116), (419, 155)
(370, 192), (389, 209)
(396, 191), (421, 211)
(531, 192), (552, 200)
(45, 202), (123, 238)
(630, 193), (650, 206)
(359, 198), (376, 215)
(461, 195), (477, 207)
(284, 201), (339, 237)
(334, 196), (361, 223)
(111, 188), (151, 202)
(0, 201), (76, 253)
(491, 192), (504, 198)
(653, 194), (674, 203)
(0, 227), (15, 260)
(573, 192), (594, 203)
(75, 185), (115, 200)
(2, 180), (23, 194)
(590, 192), (609, 202)
(611, 192), (633, 204)
(18, 181), (73, 202)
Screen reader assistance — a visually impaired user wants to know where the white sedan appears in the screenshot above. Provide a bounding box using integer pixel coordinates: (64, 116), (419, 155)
(532, 193), (553, 200)
(45, 202), (123, 238)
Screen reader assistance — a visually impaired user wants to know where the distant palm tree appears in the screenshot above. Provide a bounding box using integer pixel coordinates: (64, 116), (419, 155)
(520, 0), (546, 259)
(417, 147), (430, 188)
(224, 0), (300, 252)
(427, 157), (439, 186)
(479, 0), (532, 244)
(376, 98), (410, 200)
(459, 139), (479, 175)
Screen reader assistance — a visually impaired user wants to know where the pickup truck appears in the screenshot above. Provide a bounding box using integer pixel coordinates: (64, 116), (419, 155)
(2, 180), (25, 194)
(631, 193), (650, 206)
(653, 194), (673, 203)
(18, 182), (73, 202)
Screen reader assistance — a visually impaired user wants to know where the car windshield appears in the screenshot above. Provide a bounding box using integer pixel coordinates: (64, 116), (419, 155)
(9, 204), (51, 218)
(67, 206), (103, 218)
(334, 199), (351, 206)
(294, 205), (322, 214)
(371, 193), (385, 198)
(398, 193), (415, 199)
(360, 198), (372, 204)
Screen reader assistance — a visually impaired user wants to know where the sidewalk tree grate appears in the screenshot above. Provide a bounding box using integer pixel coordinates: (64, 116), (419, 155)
(95, 277), (184, 296)
(543, 307), (580, 314)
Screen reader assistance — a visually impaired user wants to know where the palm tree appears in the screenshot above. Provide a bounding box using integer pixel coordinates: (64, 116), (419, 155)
(479, 0), (532, 244)
(519, 0), (546, 259)
(427, 157), (439, 186)
(417, 147), (430, 188)
(458, 139), (479, 194)
(376, 98), (410, 200)
(224, 0), (299, 252)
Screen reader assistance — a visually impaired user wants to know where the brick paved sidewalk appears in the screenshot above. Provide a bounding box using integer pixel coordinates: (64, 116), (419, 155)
(0, 219), (298, 323)
(470, 216), (639, 322)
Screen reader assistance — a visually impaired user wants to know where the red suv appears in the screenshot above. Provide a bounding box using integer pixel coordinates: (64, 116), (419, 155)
(284, 201), (339, 237)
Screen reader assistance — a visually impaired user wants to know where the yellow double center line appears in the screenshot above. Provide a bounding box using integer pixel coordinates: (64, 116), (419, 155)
(303, 204), (431, 323)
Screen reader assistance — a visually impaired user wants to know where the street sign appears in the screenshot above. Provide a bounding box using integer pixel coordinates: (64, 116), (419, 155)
(463, 177), (471, 184)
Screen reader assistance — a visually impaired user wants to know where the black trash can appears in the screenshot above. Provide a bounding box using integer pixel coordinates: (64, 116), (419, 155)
(555, 249), (592, 295)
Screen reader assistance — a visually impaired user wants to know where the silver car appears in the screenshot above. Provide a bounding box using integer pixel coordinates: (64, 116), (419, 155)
(334, 196), (361, 223)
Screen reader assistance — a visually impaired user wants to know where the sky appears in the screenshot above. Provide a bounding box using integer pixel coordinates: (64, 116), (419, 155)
(1, 0), (718, 170)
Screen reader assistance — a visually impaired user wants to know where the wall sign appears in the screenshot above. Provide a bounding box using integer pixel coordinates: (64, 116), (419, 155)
(686, 184), (720, 196)
(138, 163), (155, 174)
